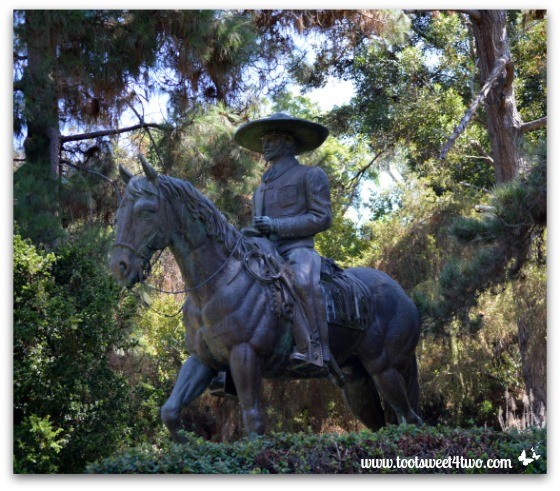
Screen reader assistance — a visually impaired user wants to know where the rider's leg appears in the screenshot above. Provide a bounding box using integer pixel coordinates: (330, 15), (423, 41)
(285, 247), (327, 367)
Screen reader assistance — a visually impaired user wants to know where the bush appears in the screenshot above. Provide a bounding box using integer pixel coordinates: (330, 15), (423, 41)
(13, 229), (139, 473)
(87, 425), (546, 474)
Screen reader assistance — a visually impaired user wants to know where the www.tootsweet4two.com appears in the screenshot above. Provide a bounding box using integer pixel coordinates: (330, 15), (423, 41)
(360, 455), (512, 470)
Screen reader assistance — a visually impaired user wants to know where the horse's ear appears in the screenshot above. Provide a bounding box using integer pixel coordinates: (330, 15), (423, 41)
(138, 153), (158, 185)
(119, 164), (134, 184)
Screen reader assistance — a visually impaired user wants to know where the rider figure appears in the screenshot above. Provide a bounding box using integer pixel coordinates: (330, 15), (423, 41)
(234, 113), (332, 370)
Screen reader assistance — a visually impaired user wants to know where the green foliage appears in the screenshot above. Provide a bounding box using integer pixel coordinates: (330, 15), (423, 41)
(363, 175), (476, 292)
(134, 294), (186, 382)
(14, 164), (65, 245)
(510, 12), (547, 144)
(315, 213), (369, 265)
(358, 167), (545, 427)
(14, 11), (262, 127)
(312, 11), (502, 197)
(422, 152), (546, 332)
(417, 299), (523, 428)
(14, 415), (65, 474)
(13, 229), (140, 472)
(449, 216), (499, 244)
(87, 425), (546, 474)
(126, 292), (187, 439)
(410, 12), (473, 93)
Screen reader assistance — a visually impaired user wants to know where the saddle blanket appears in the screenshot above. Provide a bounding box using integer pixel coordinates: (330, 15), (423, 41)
(320, 257), (372, 331)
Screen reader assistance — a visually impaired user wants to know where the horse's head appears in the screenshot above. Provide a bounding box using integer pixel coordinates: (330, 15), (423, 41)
(110, 155), (170, 287)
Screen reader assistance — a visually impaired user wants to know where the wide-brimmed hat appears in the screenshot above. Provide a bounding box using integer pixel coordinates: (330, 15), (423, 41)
(234, 113), (329, 155)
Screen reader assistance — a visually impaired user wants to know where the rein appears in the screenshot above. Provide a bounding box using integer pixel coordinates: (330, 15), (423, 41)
(138, 235), (244, 295)
(114, 237), (242, 318)
(119, 234), (287, 319)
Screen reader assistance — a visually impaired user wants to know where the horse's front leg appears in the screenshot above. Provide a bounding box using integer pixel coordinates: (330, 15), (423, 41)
(161, 355), (217, 443)
(229, 342), (265, 437)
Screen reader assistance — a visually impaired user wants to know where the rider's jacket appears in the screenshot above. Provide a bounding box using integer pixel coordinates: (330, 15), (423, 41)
(253, 156), (332, 255)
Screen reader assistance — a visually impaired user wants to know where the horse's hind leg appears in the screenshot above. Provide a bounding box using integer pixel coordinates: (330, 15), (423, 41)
(229, 342), (265, 437)
(161, 355), (217, 443)
(361, 360), (422, 426)
(406, 356), (420, 415)
(342, 361), (385, 431)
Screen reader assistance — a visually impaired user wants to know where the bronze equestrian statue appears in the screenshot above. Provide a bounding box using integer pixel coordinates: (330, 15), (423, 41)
(110, 114), (422, 442)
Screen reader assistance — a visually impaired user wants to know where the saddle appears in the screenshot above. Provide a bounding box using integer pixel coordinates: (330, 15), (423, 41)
(241, 240), (373, 332)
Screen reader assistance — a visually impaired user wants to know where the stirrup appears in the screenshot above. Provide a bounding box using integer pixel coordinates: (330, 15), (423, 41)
(289, 351), (308, 363)
(289, 347), (324, 368)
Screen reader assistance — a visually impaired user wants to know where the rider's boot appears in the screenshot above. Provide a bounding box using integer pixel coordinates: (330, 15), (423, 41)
(289, 289), (326, 369)
(289, 303), (325, 368)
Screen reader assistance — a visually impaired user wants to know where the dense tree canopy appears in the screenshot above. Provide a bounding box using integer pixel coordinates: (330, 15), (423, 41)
(13, 9), (546, 473)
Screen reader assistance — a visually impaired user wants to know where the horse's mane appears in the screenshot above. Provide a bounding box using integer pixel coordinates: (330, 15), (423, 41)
(129, 174), (250, 256)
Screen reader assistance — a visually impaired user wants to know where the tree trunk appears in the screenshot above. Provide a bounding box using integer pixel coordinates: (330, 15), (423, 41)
(23, 10), (61, 178)
(15, 11), (63, 244)
(469, 10), (546, 425)
(470, 10), (524, 183)
(516, 279), (547, 426)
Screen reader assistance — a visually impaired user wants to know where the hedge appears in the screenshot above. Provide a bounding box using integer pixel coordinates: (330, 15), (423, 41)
(87, 425), (546, 474)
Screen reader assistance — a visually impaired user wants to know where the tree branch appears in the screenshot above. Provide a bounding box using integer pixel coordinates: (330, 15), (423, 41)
(520, 116), (547, 133)
(60, 122), (164, 143)
(459, 181), (490, 194)
(503, 61), (515, 93)
(475, 205), (496, 213)
(456, 10), (481, 21)
(469, 139), (494, 163)
(440, 55), (509, 160)
(125, 99), (166, 169)
(60, 160), (122, 202)
(341, 145), (392, 215)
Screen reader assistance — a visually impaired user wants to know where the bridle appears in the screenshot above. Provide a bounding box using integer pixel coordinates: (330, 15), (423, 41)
(112, 230), (160, 281)
(112, 188), (164, 281)
(112, 202), (244, 295)
(112, 240), (153, 263)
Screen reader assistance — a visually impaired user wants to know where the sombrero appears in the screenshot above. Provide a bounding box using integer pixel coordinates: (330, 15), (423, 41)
(234, 113), (329, 155)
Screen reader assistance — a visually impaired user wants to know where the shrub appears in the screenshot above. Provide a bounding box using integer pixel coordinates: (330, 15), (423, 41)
(87, 425), (546, 474)
(13, 229), (139, 473)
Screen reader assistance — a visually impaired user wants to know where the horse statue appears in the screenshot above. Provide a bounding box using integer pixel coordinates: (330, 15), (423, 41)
(110, 155), (422, 442)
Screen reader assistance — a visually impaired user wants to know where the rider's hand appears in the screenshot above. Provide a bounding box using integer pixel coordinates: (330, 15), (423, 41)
(253, 216), (278, 235)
